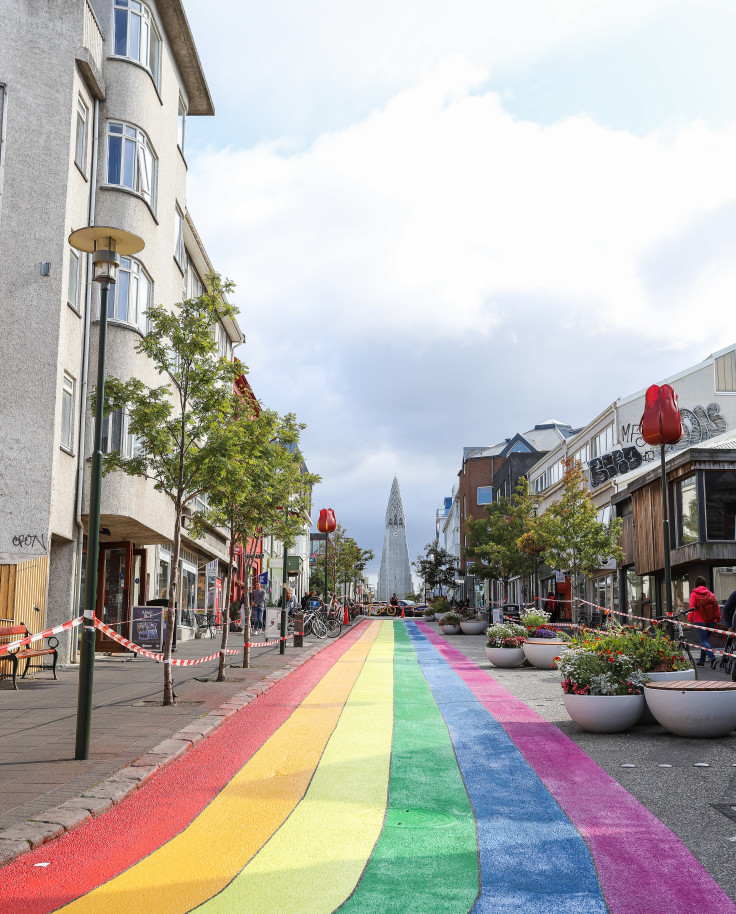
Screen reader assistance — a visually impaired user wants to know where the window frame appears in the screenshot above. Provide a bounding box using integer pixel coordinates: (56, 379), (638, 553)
(177, 95), (186, 153)
(68, 248), (81, 313)
(74, 96), (88, 174)
(112, 0), (162, 89)
(477, 486), (493, 505)
(61, 373), (75, 452)
(675, 474), (699, 547)
(101, 408), (138, 458)
(174, 206), (186, 270)
(101, 255), (152, 335)
(105, 120), (157, 208)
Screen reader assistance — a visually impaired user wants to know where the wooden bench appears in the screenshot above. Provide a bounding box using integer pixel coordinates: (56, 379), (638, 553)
(644, 680), (736, 737)
(0, 625), (58, 690)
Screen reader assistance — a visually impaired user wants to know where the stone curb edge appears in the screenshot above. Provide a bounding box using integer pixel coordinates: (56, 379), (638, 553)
(0, 633), (340, 867)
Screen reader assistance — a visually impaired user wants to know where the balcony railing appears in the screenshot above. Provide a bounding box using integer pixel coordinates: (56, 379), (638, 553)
(83, 0), (104, 71)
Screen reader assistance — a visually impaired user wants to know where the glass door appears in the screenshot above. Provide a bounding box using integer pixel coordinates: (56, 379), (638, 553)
(95, 541), (133, 652)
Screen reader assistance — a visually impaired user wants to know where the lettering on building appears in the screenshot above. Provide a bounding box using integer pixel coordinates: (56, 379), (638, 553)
(11, 533), (47, 551)
(588, 447), (646, 489)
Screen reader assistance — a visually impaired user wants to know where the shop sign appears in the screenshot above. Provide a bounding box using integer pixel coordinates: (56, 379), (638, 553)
(131, 605), (164, 651)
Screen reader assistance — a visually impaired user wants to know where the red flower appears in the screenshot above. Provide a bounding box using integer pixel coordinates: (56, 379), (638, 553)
(317, 508), (337, 533)
(640, 384), (683, 446)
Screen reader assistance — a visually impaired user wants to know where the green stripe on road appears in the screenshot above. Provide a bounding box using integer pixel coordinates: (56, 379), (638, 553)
(339, 622), (479, 914)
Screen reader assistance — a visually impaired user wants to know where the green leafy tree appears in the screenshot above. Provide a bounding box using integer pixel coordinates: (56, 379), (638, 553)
(465, 479), (536, 601)
(101, 273), (241, 705)
(536, 459), (623, 621)
(413, 540), (457, 600)
(310, 526), (373, 601)
(193, 397), (319, 677)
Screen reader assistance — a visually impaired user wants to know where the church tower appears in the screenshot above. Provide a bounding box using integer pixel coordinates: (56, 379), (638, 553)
(377, 477), (413, 601)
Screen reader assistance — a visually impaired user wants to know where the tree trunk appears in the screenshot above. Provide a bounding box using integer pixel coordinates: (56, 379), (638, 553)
(217, 517), (235, 682)
(163, 501), (182, 706)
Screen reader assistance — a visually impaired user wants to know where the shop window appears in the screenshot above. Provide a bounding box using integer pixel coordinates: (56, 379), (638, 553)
(625, 569), (657, 627)
(714, 567), (736, 603)
(675, 475), (699, 546)
(671, 573), (691, 615)
(705, 470), (736, 541)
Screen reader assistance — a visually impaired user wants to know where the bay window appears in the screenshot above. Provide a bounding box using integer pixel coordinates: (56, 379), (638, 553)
(106, 121), (156, 206)
(101, 256), (151, 335)
(113, 0), (162, 87)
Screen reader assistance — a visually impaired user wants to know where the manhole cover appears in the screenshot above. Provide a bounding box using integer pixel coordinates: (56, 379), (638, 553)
(712, 804), (736, 822)
(384, 808), (456, 829)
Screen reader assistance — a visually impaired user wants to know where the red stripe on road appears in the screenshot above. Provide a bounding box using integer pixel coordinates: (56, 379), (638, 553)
(2, 622), (369, 914)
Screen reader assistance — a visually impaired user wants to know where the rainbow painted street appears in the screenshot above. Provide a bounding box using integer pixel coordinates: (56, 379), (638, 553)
(5, 620), (734, 914)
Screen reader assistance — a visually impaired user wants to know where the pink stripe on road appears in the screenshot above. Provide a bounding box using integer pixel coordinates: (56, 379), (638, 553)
(414, 621), (736, 914)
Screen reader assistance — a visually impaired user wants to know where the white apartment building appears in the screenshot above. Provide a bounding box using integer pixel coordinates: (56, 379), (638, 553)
(0, 0), (242, 658)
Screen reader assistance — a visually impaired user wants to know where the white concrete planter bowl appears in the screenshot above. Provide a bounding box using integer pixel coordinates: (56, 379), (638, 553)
(523, 639), (568, 669)
(423, 614), (436, 622)
(563, 693), (645, 733)
(440, 624), (461, 635)
(459, 620), (487, 635)
(638, 668), (696, 724)
(485, 646), (525, 668)
(644, 682), (736, 738)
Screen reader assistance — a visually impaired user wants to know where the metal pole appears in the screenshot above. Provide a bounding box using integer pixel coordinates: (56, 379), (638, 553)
(324, 534), (329, 605)
(75, 279), (110, 760)
(280, 543), (287, 655)
(661, 445), (673, 618)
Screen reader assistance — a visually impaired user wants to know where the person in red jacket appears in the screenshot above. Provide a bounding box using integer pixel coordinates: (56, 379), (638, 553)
(688, 576), (719, 667)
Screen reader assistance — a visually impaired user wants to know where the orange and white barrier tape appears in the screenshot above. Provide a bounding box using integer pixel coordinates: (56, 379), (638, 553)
(0, 616), (84, 656)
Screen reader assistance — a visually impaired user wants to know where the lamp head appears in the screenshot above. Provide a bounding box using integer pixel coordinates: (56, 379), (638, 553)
(68, 225), (145, 286)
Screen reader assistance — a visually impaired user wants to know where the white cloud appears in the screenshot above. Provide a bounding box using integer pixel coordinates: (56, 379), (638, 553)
(186, 55), (736, 573)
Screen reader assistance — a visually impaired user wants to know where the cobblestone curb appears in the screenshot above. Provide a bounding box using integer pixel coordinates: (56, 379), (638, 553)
(0, 638), (330, 865)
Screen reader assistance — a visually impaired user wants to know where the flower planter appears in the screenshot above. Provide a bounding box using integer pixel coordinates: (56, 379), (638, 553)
(563, 693), (645, 733)
(439, 624), (460, 635)
(522, 638), (568, 669)
(638, 668), (696, 724)
(459, 620), (487, 635)
(485, 646), (525, 668)
(423, 614), (436, 622)
(644, 681), (736, 738)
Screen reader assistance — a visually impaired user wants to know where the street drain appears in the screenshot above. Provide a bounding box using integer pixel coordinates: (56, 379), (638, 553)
(384, 808), (456, 829)
(712, 804), (736, 823)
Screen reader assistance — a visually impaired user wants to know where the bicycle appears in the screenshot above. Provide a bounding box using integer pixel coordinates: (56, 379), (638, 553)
(196, 612), (218, 639)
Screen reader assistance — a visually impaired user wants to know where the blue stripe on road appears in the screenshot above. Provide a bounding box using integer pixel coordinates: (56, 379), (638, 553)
(406, 623), (608, 914)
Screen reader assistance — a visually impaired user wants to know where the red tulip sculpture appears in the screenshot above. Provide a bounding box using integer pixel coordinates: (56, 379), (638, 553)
(640, 384), (683, 446)
(640, 383), (681, 619)
(317, 508), (337, 533)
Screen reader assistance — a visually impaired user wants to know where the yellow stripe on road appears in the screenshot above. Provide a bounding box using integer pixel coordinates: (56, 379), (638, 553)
(197, 622), (395, 914)
(60, 622), (382, 914)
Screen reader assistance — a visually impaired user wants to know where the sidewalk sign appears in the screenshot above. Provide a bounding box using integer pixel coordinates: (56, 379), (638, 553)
(130, 605), (164, 651)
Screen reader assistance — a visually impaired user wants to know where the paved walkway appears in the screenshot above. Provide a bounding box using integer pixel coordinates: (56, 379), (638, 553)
(3, 619), (736, 912)
(0, 626), (330, 834)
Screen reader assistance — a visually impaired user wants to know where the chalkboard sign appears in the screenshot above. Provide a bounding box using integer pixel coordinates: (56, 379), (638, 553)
(131, 605), (164, 651)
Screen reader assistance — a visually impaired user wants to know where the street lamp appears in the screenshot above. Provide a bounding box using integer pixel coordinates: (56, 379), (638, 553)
(68, 226), (144, 761)
(531, 493), (541, 605)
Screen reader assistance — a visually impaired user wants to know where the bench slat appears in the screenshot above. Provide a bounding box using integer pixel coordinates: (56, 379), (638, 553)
(646, 680), (736, 691)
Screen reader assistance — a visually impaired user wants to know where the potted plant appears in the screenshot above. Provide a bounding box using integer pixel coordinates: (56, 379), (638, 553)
(557, 648), (649, 732)
(520, 608), (569, 668)
(458, 606), (487, 635)
(438, 611), (462, 635)
(423, 606), (437, 622)
(485, 622), (527, 668)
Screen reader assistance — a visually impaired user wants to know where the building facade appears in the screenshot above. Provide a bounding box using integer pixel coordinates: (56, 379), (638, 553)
(377, 477), (413, 601)
(0, 0), (244, 657)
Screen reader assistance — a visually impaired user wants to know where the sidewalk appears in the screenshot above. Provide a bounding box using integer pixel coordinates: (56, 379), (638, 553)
(0, 625), (338, 862)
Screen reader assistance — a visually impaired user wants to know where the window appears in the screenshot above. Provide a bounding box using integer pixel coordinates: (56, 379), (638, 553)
(177, 96), (186, 152)
(102, 255), (151, 334)
(101, 409), (138, 458)
(68, 248), (81, 311)
(106, 121), (156, 205)
(591, 424), (614, 458)
(213, 321), (230, 360)
(61, 374), (74, 451)
(715, 351), (736, 392)
(675, 475), (699, 546)
(574, 443), (589, 465)
(477, 486), (493, 505)
(704, 470), (736, 541)
(75, 97), (87, 172)
(174, 206), (185, 268)
(113, 0), (162, 87)
(186, 258), (204, 299)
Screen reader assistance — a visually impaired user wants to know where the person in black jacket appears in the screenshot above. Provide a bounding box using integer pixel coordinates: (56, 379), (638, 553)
(722, 589), (736, 630)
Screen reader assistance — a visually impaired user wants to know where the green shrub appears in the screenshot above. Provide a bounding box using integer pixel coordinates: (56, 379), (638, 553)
(438, 612), (463, 627)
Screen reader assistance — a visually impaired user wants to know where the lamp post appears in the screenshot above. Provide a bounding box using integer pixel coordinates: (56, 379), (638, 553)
(317, 509), (337, 606)
(531, 494), (541, 605)
(68, 226), (144, 761)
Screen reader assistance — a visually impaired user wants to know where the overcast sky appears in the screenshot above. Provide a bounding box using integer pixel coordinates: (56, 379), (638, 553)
(181, 0), (736, 584)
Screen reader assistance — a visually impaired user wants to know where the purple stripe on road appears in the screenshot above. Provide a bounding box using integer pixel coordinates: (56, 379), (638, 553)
(414, 621), (736, 914)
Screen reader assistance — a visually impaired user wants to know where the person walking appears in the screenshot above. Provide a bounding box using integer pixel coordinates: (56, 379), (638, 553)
(688, 576), (720, 667)
(721, 588), (736, 630)
(250, 581), (266, 633)
(545, 591), (560, 624)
